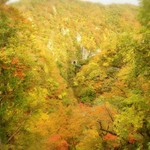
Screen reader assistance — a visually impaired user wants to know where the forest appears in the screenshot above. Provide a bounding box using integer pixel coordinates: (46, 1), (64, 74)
(0, 0), (150, 149)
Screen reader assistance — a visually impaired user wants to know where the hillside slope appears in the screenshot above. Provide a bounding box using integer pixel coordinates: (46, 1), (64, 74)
(14, 0), (139, 81)
(0, 0), (149, 149)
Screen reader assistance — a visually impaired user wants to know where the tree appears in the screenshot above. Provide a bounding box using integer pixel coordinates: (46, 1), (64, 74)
(0, 0), (8, 4)
(139, 0), (150, 27)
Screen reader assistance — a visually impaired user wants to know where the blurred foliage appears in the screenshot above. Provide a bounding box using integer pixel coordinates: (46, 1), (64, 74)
(0, 0), (149, 149)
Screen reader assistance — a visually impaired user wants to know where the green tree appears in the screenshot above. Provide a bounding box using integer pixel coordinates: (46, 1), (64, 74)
(139, 0), (150, 27)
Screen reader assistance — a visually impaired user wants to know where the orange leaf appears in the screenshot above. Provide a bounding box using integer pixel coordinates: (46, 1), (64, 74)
(103, 133), (118, 141)
(48, 134), (61, 143)
(128, 135), (136, 144)
(11, 57), (19, 65)
(14, 70), (25, 79)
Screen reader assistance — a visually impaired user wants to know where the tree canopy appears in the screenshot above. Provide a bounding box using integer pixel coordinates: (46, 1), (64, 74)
(0, 0), (149, 149)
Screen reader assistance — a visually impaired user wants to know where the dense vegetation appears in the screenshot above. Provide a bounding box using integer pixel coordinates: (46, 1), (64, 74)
(0, 0), (149, 149)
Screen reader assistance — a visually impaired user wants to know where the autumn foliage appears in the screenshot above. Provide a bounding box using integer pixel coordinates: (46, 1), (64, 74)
(0, 0), (150, 150)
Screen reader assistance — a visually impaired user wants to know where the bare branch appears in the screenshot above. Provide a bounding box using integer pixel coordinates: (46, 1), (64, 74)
(7, 120), (26, 144)
(104, 104), (114, 122)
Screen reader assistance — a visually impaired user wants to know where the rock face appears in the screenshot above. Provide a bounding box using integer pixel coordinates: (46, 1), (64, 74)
(81, 47), (101, 60)
(81, 47), (91, 60)
(76, 33), (81, 42)
(7, 0), (20, 4)
(61, 28), (70, 36)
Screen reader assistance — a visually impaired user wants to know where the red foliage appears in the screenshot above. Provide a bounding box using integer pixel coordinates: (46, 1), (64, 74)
(128, 135), (136, 144)
(14, 70), (25, 79)
(79, 102), (84, 109)
(48, 134), (61, 143)
(103, 133), (118, 141)
(11, 57), (19, 65)
(57, 140), (69, 150)
(47, 135), (68, 150)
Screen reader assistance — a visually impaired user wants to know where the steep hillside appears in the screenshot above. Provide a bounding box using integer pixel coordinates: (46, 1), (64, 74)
(0, 0), (150, 149)
(0, 2), (75, 149)
(14, 0), (139, 81)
